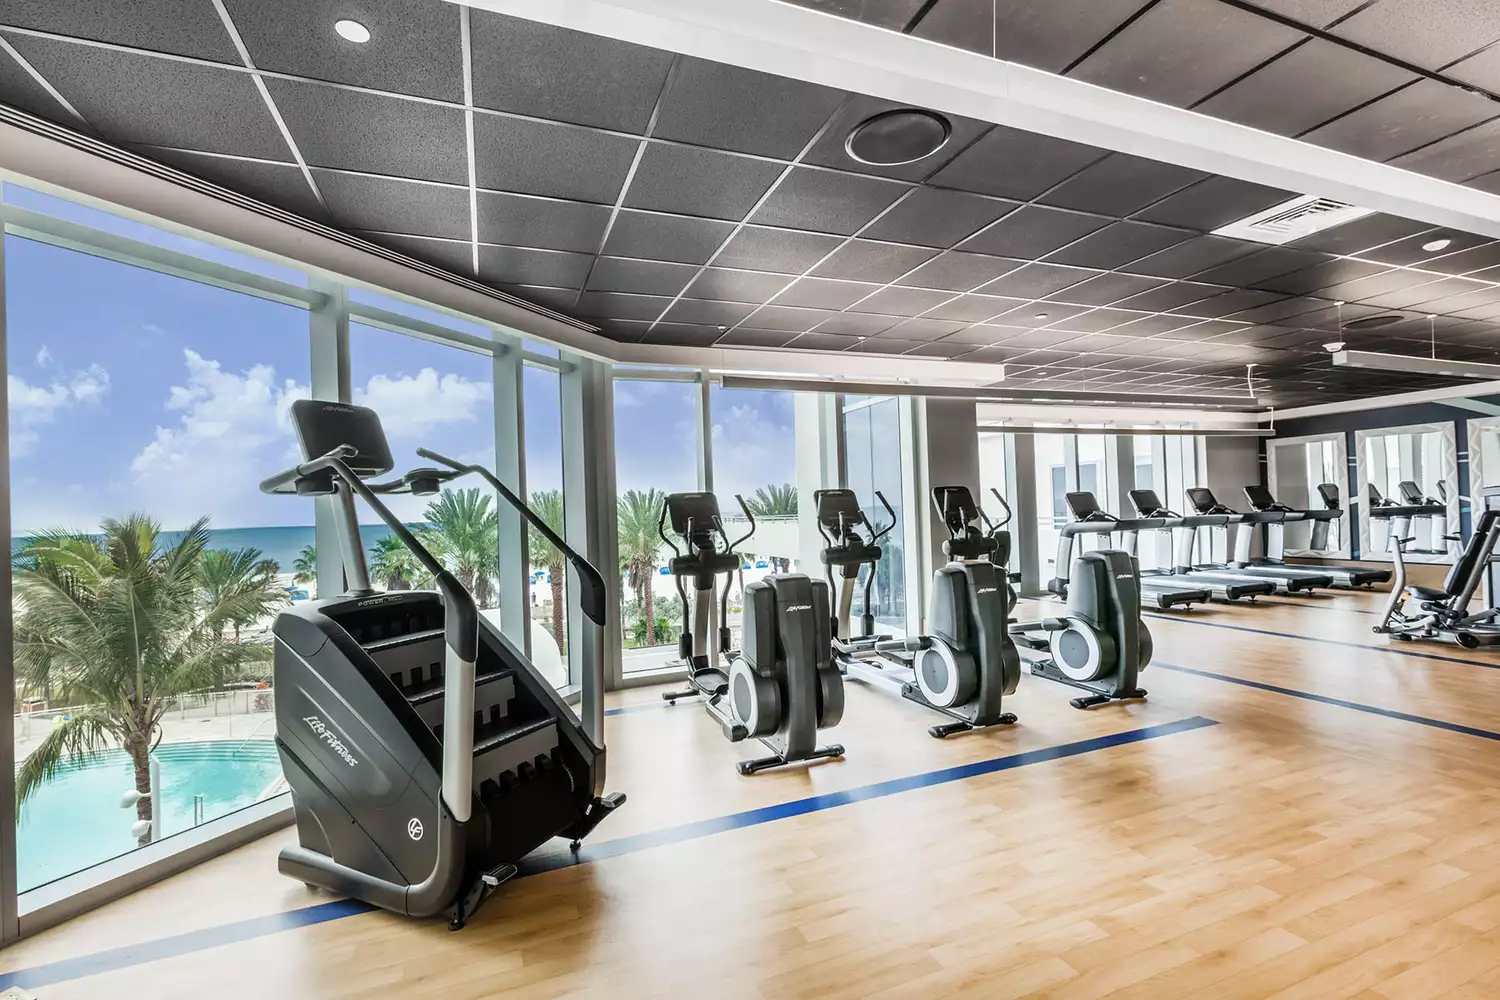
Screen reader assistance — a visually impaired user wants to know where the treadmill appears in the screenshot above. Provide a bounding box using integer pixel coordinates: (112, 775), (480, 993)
(1397, 480), (1453, 555)
(1244, 484), (1390, 589)
(1181, 487), (1332, 594)
(1126, 489), (1276, 602)
(1051, 491), (1209, 611)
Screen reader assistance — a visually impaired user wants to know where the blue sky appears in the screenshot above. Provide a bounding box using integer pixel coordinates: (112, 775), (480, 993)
(5, 184), (794, 535)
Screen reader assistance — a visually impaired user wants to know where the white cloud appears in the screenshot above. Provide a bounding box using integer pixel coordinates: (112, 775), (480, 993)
(353, 368), (492, 441)
(34, 346), (52, 368)
(8, 364), (111, 457)
(129, 350), (309, 526)
(710, 402), (796, 501)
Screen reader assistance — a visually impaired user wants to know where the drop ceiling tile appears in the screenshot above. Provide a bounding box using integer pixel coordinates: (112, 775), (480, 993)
(313, 171), (469, 239)
(7, 35), (286, 159)
(1257, 258), (1392, 295)
(1302, 80), (1500, 162)
(1356, 277), (1470, 309)
(500, 285), (578, 313)
(943, 324), (1024, 347)
(1317, 268), (1437, 302)
(848, 338), (930, 355)
(1286, 213), (1434, 255)
(361, 233), (473, 274)
(1046, 272), (1168, 306)
(861, 187), (1019, 248)
(713, 227), (844, 272)
(849, 285), (955, 316)
(224, 0), (460, 101)
(1421, 242), (1500, 275)
(742, 305), (838, 333)
(1194, 247), (1331, 287)
(1133, 176), (1295, 231)
(683, 267), (790, 302)
(988, 327), (1086, 349)
(1177, 288), (1289, 318)
(750, 168), (910, 235)
(814, 313), (904, 336)
(536, 203), (647, 255)
(0, 44), (83, 127)
(802, 95), (990, 181)
(788, 332), (869, 351)
(1102, 313), (1201, 337)
(979, 262), (1101, 298)
(1446, 45), (1500, 94)
(652, 57), (845, 158)
(1043, 308), (1146, 334)
(587, 257), (700, 296)
(592, 319), (651, 342)
(624, 144), (785, 221)
(927, 125), (1107, 201)
(715, 328), (795, 348)
(1037, 154), (1207, 217)
(1233, 295), (1337, 324)
(644, 324), (725, 348)
(1360, 229), (1493, 265)
(1114, 280), (1228, 311)
(469, 10), (672, 132)
(267, 79), (466, 183)
(1239, 1), (1368, 29)
(604, 211), (735, 263)
(1154, 318), (1243, 340)
(1388, 119), (1500, 183)
(1122, 235), (1266, 278)
(896, 251), (1024, 291)
(811, 239), (940, 282)
(5, 0), (239, 61)
(478, 246), (593, 288)
(905, 339), (984, 358)
(473, 115), (639, 203)
(958, 205), (1112, 258)
(911, 0), (1152, 73)
(146, 147), (328, 222)
(660, 299), (759, 327)
(992, 303), (1095, 329)
(773, 277), (882, 310)
(924, 295), (1027, 322)
(784, 0), (927, 30)
(1068, 0), (1306, 107)
(960, 345), (1029, 364)
(575, 291), (673, 321)
(878, 318), (969, 341)
(1331, 0), (1500, 72)
(1412, 287), (1500, 313)
(1043, 221), (1194, 269)
(1399, 278), (1499, 308)
(1194, 38), (1416, 137)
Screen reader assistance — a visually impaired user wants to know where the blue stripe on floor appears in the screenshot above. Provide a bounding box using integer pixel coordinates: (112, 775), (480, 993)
(604, 701), (673, 716)
(1154, 662), (1500, 743)
(1257, 599), (1380, 616)
(0, 716), (1215, 990)
(1142, 611), (1500, 670)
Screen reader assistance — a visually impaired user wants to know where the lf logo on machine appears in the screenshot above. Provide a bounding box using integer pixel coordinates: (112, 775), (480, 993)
(302, 716), (358, 767)
(407, 817), (424, 841)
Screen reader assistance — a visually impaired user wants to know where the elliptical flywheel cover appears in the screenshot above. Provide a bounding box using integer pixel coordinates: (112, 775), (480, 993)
(845, 109), (952, 166)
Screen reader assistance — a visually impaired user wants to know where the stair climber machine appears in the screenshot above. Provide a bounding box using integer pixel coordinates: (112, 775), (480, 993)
(1243, 484), (1390, 589)
(1125, 490), (1277, 602)
(260, 400), (624, 930)
(1178, 487), (1333, 594)
(1006, 489), (1155, 709)
(1375, 507), (1500, 647)
(658, 492), (846, 775)
(815, 487), (1019, 738)
(1054, 491), (1210, 610)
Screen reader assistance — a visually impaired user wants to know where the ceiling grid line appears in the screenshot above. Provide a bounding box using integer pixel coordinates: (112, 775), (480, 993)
(0, 32), (91, 131)
(459, 5), (480, 277)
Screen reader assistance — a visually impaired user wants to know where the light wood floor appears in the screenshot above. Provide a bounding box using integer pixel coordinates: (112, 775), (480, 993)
(7, 588), (1500, 999)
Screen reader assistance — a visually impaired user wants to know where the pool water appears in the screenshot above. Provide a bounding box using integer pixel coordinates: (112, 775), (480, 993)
(16, 740), (282, 893)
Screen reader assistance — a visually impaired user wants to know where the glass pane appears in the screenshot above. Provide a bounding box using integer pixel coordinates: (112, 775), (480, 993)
(524, 364), (569, 688)
(843, 398), (906, 633)
(1077, 434), (1107, 512)
(7, 234), (309, 892)
(1133, 435), (1155, 492)
(1034, 434), (1068, 582)
(615, 378), (700, 672)
(3, 182), (305, 286)
(349, 323), (499, 609)
(709, 385), (799, 650)
(347, 286), (492, 338)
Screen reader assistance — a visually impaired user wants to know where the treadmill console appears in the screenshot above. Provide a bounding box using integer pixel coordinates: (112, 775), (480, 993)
(1243, 484), (1283, 511)
(1317, 483), (1341, 509)
(1128, 489), (1168, 516)
(1186, 487), (1234, 515)
(1065, 491), (1114, 521)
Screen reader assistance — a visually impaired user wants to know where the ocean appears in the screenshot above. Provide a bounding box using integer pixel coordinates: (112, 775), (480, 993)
(13, 524), (412, 574)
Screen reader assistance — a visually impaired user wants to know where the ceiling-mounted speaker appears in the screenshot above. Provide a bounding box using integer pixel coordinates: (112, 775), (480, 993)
(1344, 315), (1404, 330)
(845, 109), (951, 166)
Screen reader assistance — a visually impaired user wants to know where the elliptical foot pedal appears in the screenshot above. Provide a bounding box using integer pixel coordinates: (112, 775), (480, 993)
(448, 862), (519, 931)
(1069, 695), (1111, 710)
(928, 721), (973, 739)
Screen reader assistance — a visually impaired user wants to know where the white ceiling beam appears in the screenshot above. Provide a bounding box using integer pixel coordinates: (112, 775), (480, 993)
(1261, 379), (1500, 421)
(454, 0), (1500, 240)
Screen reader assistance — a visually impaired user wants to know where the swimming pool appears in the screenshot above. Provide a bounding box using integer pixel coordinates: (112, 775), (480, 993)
(16, 740), (283, 893)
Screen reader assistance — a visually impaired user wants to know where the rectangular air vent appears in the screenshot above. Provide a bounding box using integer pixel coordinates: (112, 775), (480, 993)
(1211, 195), (1374, 245)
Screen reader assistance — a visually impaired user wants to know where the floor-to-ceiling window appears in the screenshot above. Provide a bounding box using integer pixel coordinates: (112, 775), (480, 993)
(614, 373), (702, 673)
(843, 396), (906, 633)
(525, 361), (569, 688)
(1033, 434), (1072, 582)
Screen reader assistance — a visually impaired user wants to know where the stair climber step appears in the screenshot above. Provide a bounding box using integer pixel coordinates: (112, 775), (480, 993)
(411, 669), (515, 732)
(471, 718), (559, 797)
(364, 629), (447, 699)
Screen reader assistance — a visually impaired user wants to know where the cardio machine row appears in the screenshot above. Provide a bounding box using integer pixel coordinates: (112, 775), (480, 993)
(1056, 483), (1389, 612)
(655, 484), (1151, 775)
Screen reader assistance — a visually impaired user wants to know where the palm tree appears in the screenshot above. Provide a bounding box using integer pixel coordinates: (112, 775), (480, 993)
(527, 490), (568, 654)
(368, 533), (421, 592)
(292, 544), (316, 586)
(12, 515), (275, 844)
(617, 489), (666, 646)
(197, 547), (286, 645)
(744, 483), (798, 571)
(425, 487), (500, 608)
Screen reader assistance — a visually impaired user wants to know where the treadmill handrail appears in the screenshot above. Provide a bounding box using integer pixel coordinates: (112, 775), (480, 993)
(1367, 501), (1447, 518)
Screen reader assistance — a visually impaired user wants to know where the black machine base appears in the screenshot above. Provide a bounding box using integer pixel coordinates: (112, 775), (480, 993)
(449, 862), (518, 931)
(1029, 661), (1147, 711)
(927, 713), (1018, 739)
(565, 791), (628, 850)
(737, 740), (845, 776)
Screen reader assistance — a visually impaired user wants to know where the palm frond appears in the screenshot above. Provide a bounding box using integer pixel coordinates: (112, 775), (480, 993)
(15, 708), (121, 809)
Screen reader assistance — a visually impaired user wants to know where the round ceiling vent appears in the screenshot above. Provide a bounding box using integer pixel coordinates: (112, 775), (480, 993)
(1344, 315), (1405, 330)
(845, 109), (952, 166)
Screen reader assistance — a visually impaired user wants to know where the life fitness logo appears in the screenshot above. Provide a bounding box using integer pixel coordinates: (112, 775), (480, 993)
(407, 817), (424, 841)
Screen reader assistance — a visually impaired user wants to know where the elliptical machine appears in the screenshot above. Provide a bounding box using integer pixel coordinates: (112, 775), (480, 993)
(262, 401), (623, 929)
(995, 489), (1154, 710)
(816, 487), (1019, 738)
(659, 492), (845, 775)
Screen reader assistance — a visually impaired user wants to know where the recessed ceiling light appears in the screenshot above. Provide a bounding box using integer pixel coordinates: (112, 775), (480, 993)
(1323, 341), (1346, 353)
(1345, 314), (1404, 331)
(856, 336), (866, 341)
(1034, 312), (1049, 320)
(1422, 238), (1453, 252)
(335, 19), (371, 43)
